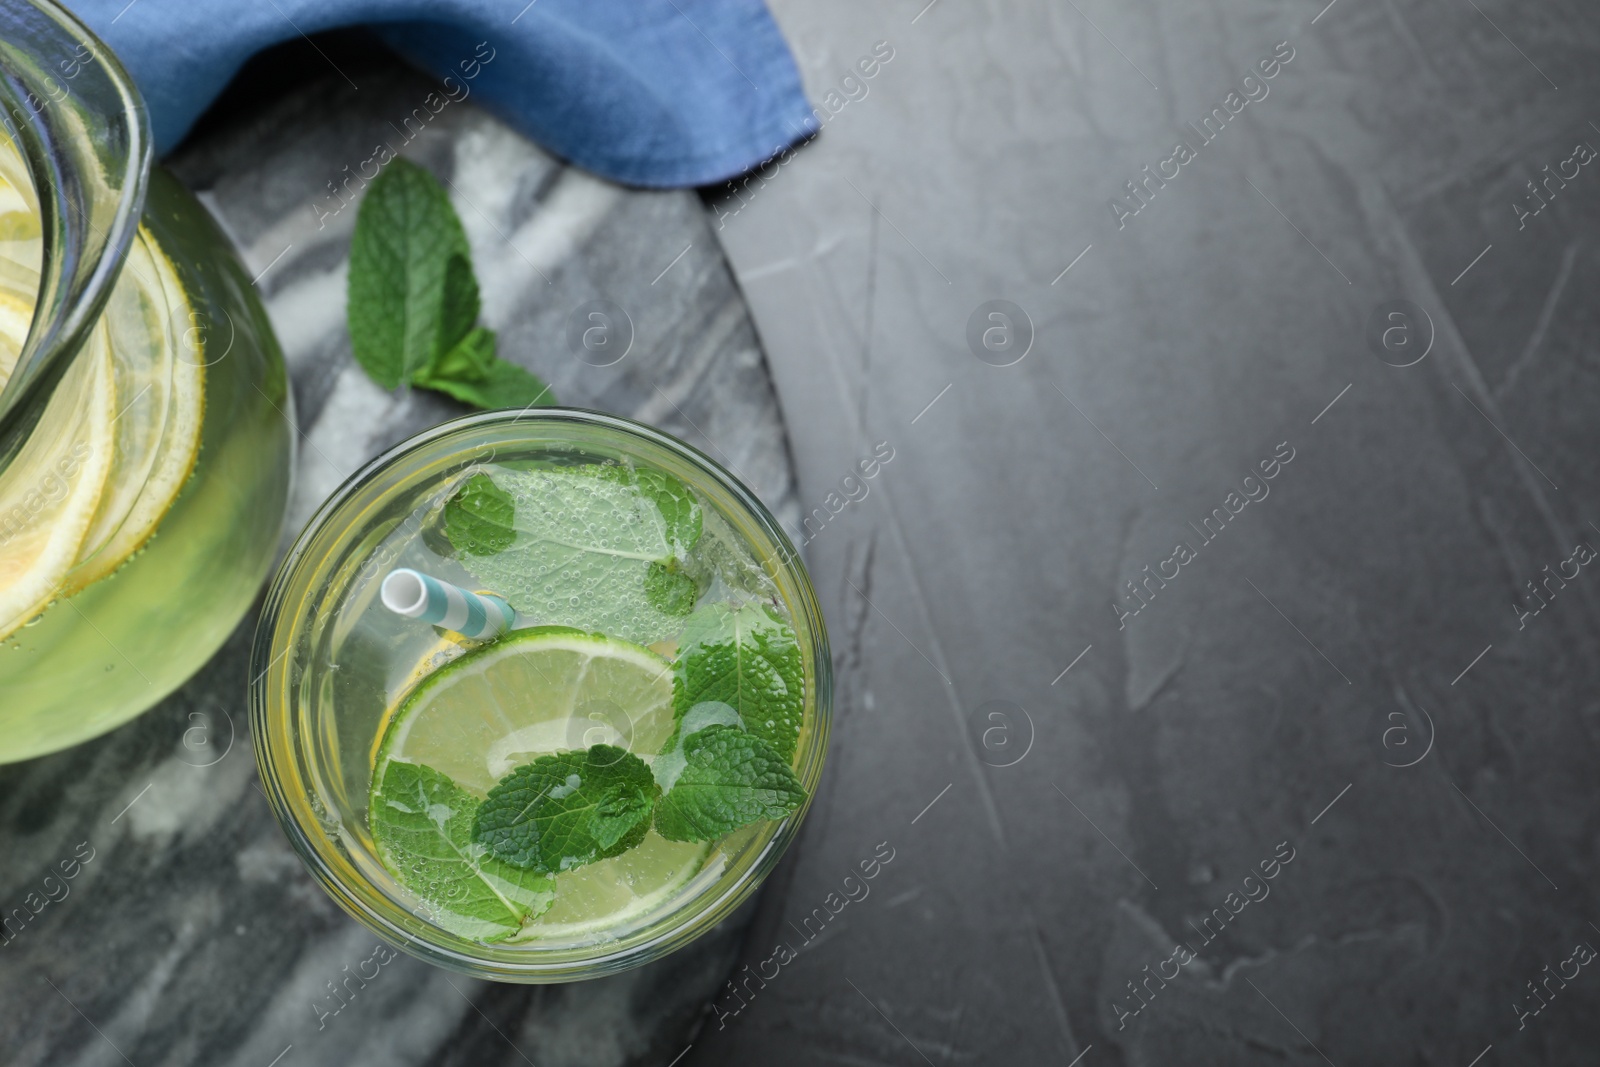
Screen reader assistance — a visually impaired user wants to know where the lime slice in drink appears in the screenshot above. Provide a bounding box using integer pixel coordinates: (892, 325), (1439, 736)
(372, 627), (715, 939)
(506, 833), (715, 942)
(64, 228), (204, 592)
(375, 627), (679, 792)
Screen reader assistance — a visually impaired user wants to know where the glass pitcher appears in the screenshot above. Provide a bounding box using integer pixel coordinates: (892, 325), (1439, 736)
(0, 0), (293, 762)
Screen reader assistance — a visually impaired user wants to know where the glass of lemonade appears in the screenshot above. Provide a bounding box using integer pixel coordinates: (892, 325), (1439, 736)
(250, 410), (830, 980)
(0, 1), (293, 762)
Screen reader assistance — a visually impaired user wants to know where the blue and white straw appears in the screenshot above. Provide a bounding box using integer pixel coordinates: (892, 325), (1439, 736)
(380, 568), (514, 640)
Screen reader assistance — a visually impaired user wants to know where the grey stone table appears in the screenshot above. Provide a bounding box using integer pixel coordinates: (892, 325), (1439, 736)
(0, 40), (798, 1067)
(696, 0), (1600, 1064)
(11, 1), (1600, 1063)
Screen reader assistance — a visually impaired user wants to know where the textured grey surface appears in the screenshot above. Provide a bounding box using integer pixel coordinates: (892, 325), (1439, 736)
(0, 53), (796, 1067)
(9, 1), (1600, 1063)
(694, 1), (1600, 1065)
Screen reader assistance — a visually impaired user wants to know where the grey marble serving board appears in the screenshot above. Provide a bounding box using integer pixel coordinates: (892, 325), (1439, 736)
(0, 50), (798, 1067)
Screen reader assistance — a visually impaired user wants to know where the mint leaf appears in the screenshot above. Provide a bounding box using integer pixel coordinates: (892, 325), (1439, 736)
(654, 725), (805, 842)
(645, 561), (698, 616)
(347, 157), (471, 387)
(574, 465), (702, 552)
(674, 603), (804, 761)
(418, 350), (557, 410)
(473, 745), (658, 874)
(633, 468), (702, 552)
(425, 324), (496, 384)
(443, 473), (516, 557)
(347, 158), (558, 410)
(436, 252), (481, 361)
(370, 760), (554, 941)
(454, 467), (695, 644)
(652, 701), (741, 792)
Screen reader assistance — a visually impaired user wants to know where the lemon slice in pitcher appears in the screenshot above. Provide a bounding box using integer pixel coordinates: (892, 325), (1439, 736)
(63, 228), (203, 592)
(0, 164), (40, 309)
(0, 340), (115, 640)
(0, 289), (32, 386)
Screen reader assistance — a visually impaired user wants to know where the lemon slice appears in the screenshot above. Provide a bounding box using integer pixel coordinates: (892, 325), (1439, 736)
(0, 288), (32, 387)
(0, 340), (115, 639)
(0, 159), (39, 385)
(371, 627), (714, 940)
(0, 157), (35, 217)
(0, 164), (40, 307)
(63, 228), (203, 592)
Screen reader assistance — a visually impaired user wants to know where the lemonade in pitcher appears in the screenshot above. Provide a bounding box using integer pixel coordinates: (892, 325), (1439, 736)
(0, 2), (291, 761)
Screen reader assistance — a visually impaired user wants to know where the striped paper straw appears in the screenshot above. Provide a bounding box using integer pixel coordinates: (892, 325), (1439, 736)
(380, 568), (514, 640)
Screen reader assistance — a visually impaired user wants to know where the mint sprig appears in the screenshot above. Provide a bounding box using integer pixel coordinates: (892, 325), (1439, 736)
(473, 745), (658, 874)
(653, 725), (805, 842)
(347, 158), (556, 409)
(674, 603), (803, 761)
(369, 760), (554, 940)
(467, 726), (804, 857)
(393, 713), (806, 890)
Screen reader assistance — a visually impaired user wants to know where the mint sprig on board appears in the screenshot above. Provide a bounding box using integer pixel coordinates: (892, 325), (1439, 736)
(347, 158), (556, 409)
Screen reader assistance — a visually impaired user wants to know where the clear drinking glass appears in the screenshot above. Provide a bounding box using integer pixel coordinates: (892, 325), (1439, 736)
(0, 0), (294, 761)
(250, 410), (831, 981)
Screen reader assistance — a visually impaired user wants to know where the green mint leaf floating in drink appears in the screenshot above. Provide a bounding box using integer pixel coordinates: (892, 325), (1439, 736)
(644, 561), (698, 617)
(452, 467), (698, 644)
(443, 473), (516, 557)
(370, 759), (555, 941)
(674, 602), (804, 761)
(651, 700), (742, 792)
(566, 464), (702, 552)
(653, 725), (805, 842)
(474, 745), (658, 874)
(346, 158), (557, 408)
(629, 468), (702, 552)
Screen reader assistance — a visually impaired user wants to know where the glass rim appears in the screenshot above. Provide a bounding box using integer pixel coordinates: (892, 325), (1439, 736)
(249, 407), (832, 982)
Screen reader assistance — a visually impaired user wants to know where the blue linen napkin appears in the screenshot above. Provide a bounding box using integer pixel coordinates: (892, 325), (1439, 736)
(70, 0), (818, 188)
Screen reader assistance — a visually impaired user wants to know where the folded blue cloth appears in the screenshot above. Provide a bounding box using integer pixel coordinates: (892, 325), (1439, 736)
(71, 0), (818, 188)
